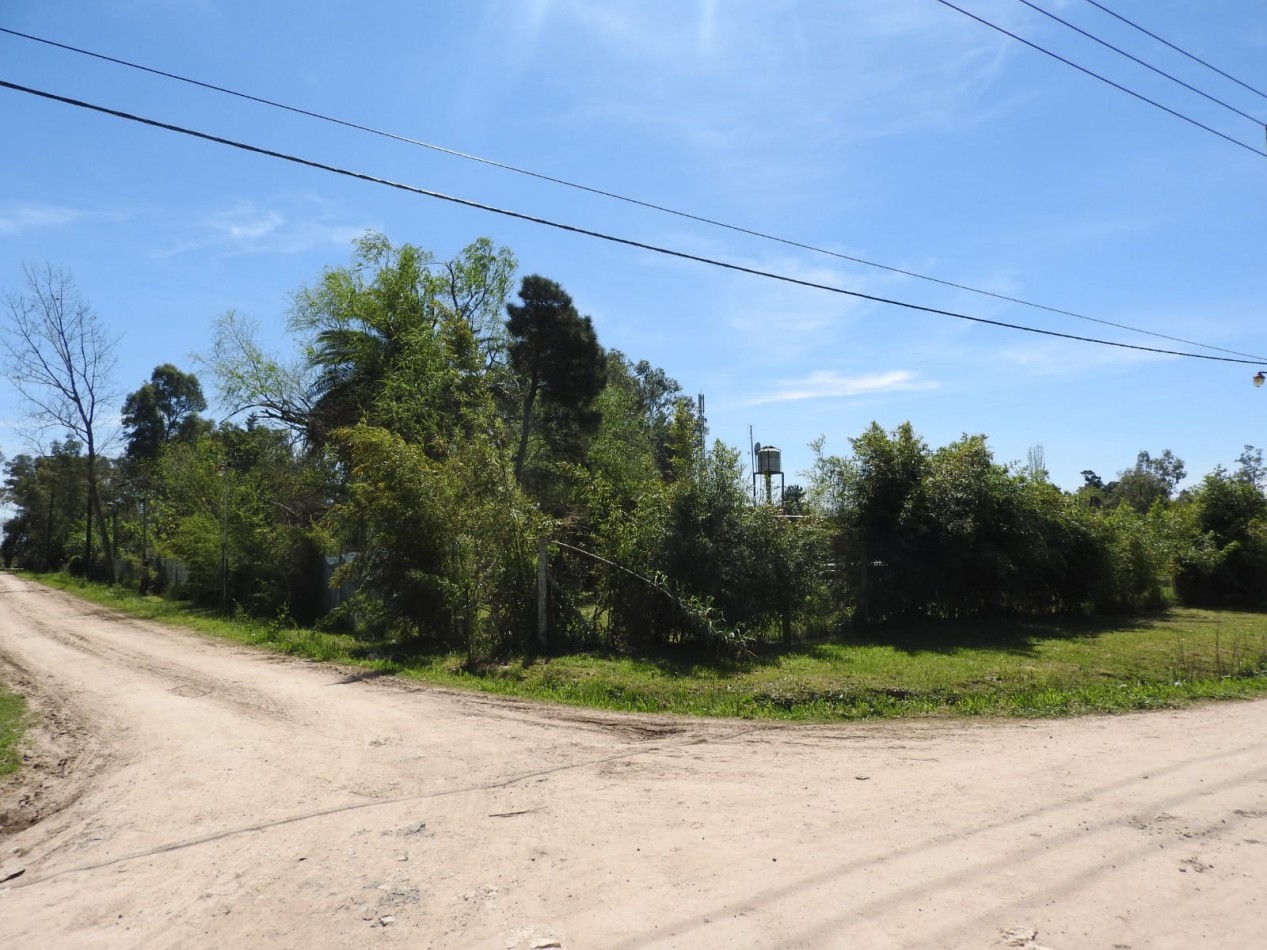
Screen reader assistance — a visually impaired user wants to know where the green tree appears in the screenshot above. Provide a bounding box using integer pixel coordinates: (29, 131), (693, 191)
(506, 275), (607, 482)
(152, 421), (335, 619)
(583, 354), (660, 513)
(1234, 445), (1266, 491)
(811, 422), (931, 622)
(1175, 469), (1267, 607)
(329, 424), (542, 654)
(121, 364), (209, 461)
(1, 440), (87, 571)
(291, 232), (517, 447)
(433, 236), (518, 373)
(808, 424), (1172, 623)
(294, 234), (434, 443)
(1107, 450), (1186, 513)
(626, 354), (687, 475)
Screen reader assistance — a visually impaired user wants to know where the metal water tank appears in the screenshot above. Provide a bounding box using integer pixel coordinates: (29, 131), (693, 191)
(756, 445), (782, 475)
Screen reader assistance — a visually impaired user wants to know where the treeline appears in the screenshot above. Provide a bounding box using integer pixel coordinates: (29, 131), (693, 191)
(3, 233), (1266, 658)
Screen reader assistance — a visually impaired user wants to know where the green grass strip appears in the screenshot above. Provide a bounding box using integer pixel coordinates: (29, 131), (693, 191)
(0, 683), (26, 778)
(22, 572), (1267, 722)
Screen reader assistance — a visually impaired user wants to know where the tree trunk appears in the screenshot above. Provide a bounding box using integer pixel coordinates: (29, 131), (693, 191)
(84, 455), (94, 573)
(45, 490), (56, 572)
(87, 450), (117, 584)
(514, 377), (539, 482)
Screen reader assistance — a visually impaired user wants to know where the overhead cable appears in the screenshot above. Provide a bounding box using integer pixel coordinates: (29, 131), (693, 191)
(1011, 0), (1264, 126)
(1083, 0), (1267, 102)
(930, 0), (1267, 159)
(1, 26), (1259, 360)
(1, 78), (1261, 367)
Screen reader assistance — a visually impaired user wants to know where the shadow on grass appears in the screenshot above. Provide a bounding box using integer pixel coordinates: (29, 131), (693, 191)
(347, 636), (455, 666)
(626, 647), (768, 678)
(824, 611), (1171, 657)
(610, 609), (1179, 678)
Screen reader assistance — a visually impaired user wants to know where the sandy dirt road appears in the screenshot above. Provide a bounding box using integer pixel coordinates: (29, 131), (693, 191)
(0, 571), (1265, 949)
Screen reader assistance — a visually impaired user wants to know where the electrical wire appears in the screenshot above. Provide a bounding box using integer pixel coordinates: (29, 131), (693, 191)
(1011, 0), (1264, 126)
(1083, 0), (1267, 103)
(1, 77), (1261, 368)
(1, 26), (1261, 362)
(930, 0), (1267, 159)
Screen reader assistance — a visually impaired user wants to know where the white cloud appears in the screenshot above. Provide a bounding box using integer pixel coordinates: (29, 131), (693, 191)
(158, 198), (374, 258)
(208, 206), (283, 241)
(747, 369), (937, 405)
(0, 205), (84, 235)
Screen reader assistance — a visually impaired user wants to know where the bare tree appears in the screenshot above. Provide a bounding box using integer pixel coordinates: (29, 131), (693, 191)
(1025, 444), (1048, 482)
(201, 308), (315, 436)
(2, 264), (119, 581)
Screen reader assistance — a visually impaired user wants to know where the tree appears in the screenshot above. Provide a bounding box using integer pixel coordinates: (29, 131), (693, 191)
(206, 233), (517, 449)
(1174, 469), (1267, 607)
(329, 424), (543, 653)
(807, 423), (1163, 623)
(810, 422), (931, 622)
(1025, 444), (1048, 482)
(782, 484), (806, 515)
(202, 308), (317, 438)
(1106, 450), (1187, 513)
(121, 364), (209, 460)
(1138, 449), (1186, 494)
(2, 264), (119, 581)
(1234, 445), (1266, 491)
(149, 420), (337, 618)
(434, 236), (518, 372)
(293, 234), (434, 444)
(506, 275), (607, 481)
(291, 233), (511, 449)
(1, 440), (87, 571)
(629, 355), (689, 475)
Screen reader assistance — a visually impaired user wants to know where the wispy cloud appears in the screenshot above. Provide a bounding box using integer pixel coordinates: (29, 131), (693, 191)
(747, 369), (937, 405)
(545, 0), (1030, 145)
(989, 334), (1180, 377)
(158, 198), (373, 258)
(0, 205), (84, 236)
(208, 206), (283, 241)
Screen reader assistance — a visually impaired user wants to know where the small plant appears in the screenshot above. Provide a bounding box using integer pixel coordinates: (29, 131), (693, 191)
(675, 592), (755, 660)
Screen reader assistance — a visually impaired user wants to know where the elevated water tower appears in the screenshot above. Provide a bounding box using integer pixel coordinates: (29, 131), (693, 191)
(752, 442), (784, 505)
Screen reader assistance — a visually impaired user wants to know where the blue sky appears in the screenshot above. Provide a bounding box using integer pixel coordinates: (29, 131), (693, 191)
(2, 0), (1265, 493)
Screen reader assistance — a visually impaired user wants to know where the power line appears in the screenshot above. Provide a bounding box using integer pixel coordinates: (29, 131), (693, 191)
(1011, 0), (1265, 126)
(1, 26), (1260, 361)
(930, 0), (1267, 159)
(1083, 0), (1267, 103)
(1, 77), (1261, 368)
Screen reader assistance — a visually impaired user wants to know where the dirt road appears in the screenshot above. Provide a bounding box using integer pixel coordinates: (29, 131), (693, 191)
(1, 571), (1264, 949)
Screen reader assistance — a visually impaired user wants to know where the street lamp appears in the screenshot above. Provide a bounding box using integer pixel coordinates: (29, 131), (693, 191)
(1254, 371), (1265, 388)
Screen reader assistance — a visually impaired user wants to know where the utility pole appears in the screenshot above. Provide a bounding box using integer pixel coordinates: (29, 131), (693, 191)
(218, 461), (228, 614)
(537, 538), (549, 652)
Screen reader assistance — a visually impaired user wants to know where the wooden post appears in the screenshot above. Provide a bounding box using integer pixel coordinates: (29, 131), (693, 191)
(537, 537), (549, 652)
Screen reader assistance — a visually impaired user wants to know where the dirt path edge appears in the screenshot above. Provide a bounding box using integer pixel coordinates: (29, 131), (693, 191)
(0, 650), (104, 838)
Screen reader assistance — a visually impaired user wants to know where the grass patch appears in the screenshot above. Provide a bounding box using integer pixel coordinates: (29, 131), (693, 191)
(0, 682), (26, 778)
(24, 572), (1267, 721)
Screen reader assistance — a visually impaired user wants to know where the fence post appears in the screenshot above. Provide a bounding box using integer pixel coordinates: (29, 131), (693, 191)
(537, 537), (549, 652)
